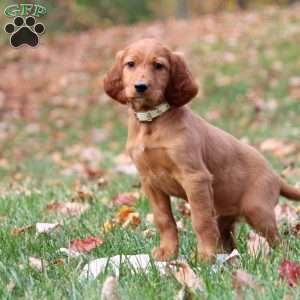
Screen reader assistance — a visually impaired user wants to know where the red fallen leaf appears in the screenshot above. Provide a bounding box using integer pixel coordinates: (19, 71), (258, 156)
(113, 192), (139, 206)
(278, 259), (300, 287)
(292, 223), (300, 236)
(70, 236), (103, 253)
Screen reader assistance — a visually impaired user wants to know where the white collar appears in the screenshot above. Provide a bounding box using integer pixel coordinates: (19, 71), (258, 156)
(134, 102), (171, 122)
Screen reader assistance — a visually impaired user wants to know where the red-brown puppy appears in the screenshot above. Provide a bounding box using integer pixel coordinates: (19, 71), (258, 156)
(104, 38), (300, 262)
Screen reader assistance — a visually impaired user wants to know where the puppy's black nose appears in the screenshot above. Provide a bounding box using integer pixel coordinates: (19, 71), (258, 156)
(135, 81), (148, 93)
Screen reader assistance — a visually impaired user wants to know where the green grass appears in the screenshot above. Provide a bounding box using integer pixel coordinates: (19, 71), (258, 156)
(1, 8), (300, 300)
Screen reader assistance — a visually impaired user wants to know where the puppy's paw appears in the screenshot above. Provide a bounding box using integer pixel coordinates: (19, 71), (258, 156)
(151, 246), (178, 261)
(197, 249), (216, 264)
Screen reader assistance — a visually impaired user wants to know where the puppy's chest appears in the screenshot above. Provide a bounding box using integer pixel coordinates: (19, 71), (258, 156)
(127, 142), (180, 192)
(128, 143), (167, 174)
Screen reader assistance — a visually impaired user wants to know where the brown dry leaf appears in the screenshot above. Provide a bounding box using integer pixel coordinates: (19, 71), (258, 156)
(102, 220), (117, 234)
(53, 258), (65, 266)
(115, 206), (134, 223)
(70, 236), (103, 253)
(115, 206), (141, 228)
(260, 139), (297, 157)
(73, 186), (94, 202)
(274, 204), (298, 225)
(232, 269), (262, 300)
(142, 228), (153, 238)
(113, 192), (139, 206)
(97, 177), (108, 187)
(170, 262), (204, 293)
(247, 231), (270, 257)
(176, 201), (191, 217)
(6, 280), (16, 292)
(100, 276), (122, 300)
(45, 201), (90, 217)
(29, 256), (47, 272)
(122, 212), (141, 228)
(11, 225), (34, 235)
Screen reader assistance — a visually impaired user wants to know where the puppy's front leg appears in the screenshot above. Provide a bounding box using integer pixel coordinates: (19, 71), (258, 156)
(143, 182), (178, 261)
(183, 172), (220, 262)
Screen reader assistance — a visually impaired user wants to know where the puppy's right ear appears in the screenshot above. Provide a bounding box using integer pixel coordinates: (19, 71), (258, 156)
(103, 50), (127, 104)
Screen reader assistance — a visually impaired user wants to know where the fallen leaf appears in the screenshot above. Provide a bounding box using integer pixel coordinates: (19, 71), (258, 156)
(279, 259), (300, 287)
(176, 201), (191, 217)
(114, 163), (138, 175)
(73, 186), (94, 202)
(291, 223), (300, 236)
(274, 204), (298, 225)
(145, 213), (154, 224)
(53, 258), (65, 265)
(114, 153), (137, 175)
(70, 236), (103, 253)
(80, 146), (102, 164)
(114, 206), (141, 228)
(115, 206), (134, 223)
(11, 225), (34, 235)
(260, 139), (296, 157)
(6, 280), (16, 292)
(102, 220), (117, 234)
(36, 222), (61, 234)
(29, 256), (46, 272)
(217, 249), (241, 266)
(59, 247), (81, 257)
(100, 276), (122, 300)
(45, 201), (90, 217)
(122, 212), (141, 228)
(80, 254), (168, 280)
(232, 269), (262, 300)
(247, 231), (270, 257)
(170, 262), (204, 293)
(97, 177), (108, 187)
(113, 192), (139, 206)
(143, 228), (153, 238)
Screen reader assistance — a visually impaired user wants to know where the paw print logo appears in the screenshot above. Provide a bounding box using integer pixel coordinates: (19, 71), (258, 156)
(4, 16), (45, 48)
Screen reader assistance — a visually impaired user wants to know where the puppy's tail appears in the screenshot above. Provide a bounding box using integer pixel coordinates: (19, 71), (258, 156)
(280, 177), (300, 201)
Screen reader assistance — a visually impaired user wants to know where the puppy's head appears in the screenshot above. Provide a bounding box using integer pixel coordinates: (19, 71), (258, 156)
(103, 38), (198, 110)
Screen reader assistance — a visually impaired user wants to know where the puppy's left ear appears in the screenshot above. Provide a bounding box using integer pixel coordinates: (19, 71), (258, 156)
(165, 52), (198, 107)
(103, 50), (127, 104)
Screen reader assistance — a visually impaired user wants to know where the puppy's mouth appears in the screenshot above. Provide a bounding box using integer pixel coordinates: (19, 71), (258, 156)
(130, 96), (147, 104)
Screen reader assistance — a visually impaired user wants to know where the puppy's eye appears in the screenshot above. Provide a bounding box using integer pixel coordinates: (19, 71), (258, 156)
(154, 62), (163, 70)
(126, 61), (135, 68)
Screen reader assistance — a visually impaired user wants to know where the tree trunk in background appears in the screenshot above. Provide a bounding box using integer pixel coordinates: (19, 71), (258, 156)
(176, 0), (188, 19)
(237, 0), (248, 10)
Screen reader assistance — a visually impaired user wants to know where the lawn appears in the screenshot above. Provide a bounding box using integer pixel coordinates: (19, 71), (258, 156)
(0, 6), (300, 300)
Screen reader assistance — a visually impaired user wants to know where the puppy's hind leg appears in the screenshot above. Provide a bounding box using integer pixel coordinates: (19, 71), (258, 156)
(242, 188), (281, 248)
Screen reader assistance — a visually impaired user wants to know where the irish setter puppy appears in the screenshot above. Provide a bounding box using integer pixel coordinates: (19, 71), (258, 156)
(103, 38), (300, 262)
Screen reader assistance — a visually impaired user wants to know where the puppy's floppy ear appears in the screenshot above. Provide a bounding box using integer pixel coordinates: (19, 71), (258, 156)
(103, 50), (127, 104)
(165, 52), (198, 107)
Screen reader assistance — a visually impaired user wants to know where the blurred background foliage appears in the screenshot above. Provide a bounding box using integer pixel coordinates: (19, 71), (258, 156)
(0, 0), (300, 31)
